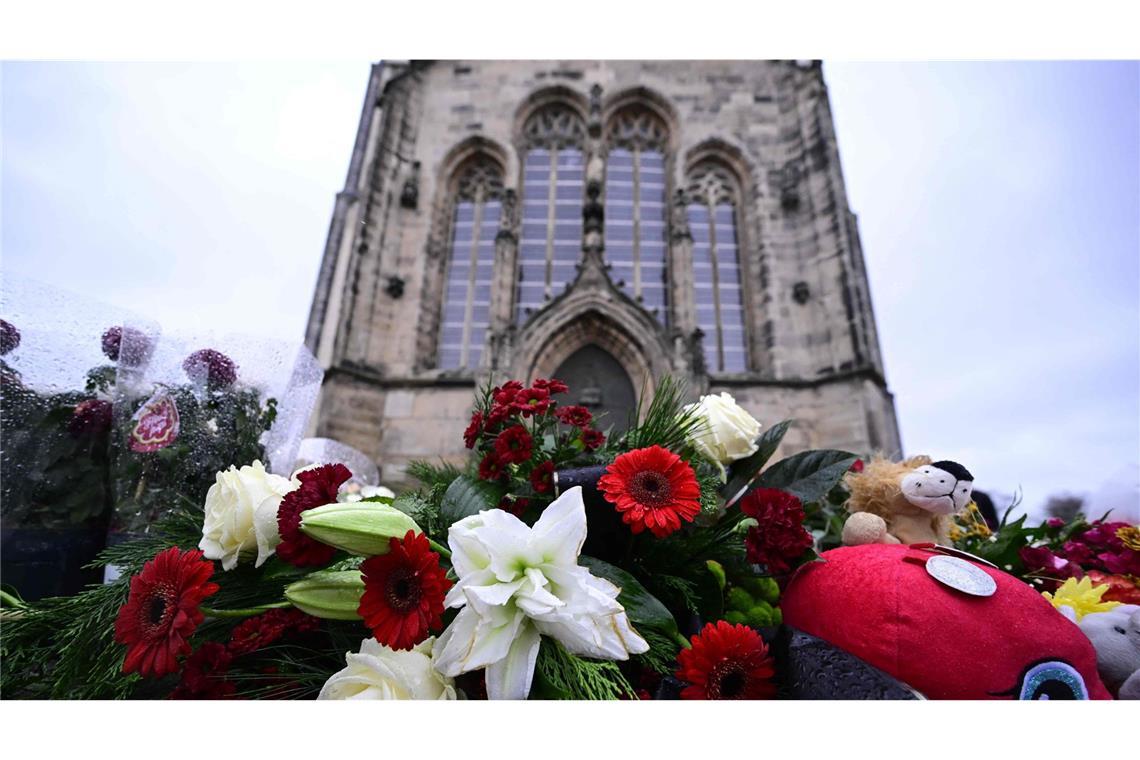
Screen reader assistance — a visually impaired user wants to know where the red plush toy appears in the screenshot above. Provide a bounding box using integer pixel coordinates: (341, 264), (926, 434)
(781, 543), (1111, 699)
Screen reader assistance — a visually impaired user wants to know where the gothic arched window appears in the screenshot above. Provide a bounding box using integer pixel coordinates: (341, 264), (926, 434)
(516, 105), (586, 323)
(438, 157), (503, 370)
(687, 163), (747, 372)
(604, 108), (669, 323)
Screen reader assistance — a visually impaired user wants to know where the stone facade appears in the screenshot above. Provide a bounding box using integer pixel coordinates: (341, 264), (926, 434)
(306, 60), (901, 486)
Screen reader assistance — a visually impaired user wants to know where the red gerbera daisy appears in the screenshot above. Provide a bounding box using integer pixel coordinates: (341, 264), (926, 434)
(581, 428), (605, 451)
(463, 411), (483, 449)
(676, 620), (777, 700)
(739, 488), (812, 575)
(597, 445), (701, 538)
(114, 546), (219, 678)
(530, 460), (555, 494)
(358, 530), (452, 651)
(494, 424), (534, 464)
(554, 405), (592, 428)
(276, 463), (351, 567)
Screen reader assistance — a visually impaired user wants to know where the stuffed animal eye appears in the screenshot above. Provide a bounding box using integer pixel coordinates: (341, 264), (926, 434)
(1018, 661), (1088, 700)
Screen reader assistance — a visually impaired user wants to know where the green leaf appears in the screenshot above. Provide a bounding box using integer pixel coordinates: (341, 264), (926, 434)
(755, 449), (858, 505)
(578, 556), (679, 639)
(439, 475), (503, 525)
(724, 419), (791, 504)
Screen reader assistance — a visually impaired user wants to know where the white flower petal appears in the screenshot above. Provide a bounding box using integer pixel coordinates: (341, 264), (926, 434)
(484, 621), (541, 700)
(530, 486), (588, 565)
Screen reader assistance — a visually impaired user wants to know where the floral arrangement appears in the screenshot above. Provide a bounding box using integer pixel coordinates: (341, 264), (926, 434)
(1, 376), (863, 700)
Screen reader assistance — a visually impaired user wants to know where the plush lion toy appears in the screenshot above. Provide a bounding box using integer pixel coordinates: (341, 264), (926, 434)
(842, 456), (975, 546)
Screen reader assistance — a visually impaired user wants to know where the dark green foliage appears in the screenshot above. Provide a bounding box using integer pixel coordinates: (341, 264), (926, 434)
(723, 419), (791, 503)
(753, 449), (858, 505)
(405, 459), (464, 491)
(578, 556), (681, 642)
(390, 491), (446, 542)
(634, 628), (681, 676)
(532, 638), (635, 700)
(439, 475), (505, 526)
(611, 376), (704, 461)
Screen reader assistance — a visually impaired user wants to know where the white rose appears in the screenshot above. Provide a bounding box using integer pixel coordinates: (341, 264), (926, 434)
(684, 392), (762, 469)
(199, 460), (295, 571)
(318, 637), (457, 700)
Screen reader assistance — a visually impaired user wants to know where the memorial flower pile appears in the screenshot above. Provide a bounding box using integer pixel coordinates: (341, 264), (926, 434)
(6, 373), (1133, 701)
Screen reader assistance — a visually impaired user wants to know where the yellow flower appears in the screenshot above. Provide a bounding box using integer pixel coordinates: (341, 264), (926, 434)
(1117, 525), (1140, 552)
(1042, 577), (1121, 620)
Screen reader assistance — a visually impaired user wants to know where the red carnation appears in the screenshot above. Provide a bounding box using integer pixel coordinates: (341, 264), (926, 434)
(171, 642), (235, 700)
(359, 530), (452, 651)
(276, 463), (351, 567)
(463, 411), (483, 449)
(513, 387), (552, 417)
(739, 488), (812, 575)
(555, 405), (592, 428)
(676, 620), (777, 700)
(114, 546), (219, 679)
(532, 378), (569, 394)
(530, 460), (555, 494)
(581, 428), (605, 451)
(478, 452), (506, 482)
(598, 445), (701, 538)
(68, 398), (113, 438)
(850, 459), (864, 473)
(494, 424), (534, 464)
(228, 607), (319, 656)
(183, 348), (238, 389)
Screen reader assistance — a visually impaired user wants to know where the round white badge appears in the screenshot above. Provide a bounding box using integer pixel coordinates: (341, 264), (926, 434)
(925, 555), (997, 597)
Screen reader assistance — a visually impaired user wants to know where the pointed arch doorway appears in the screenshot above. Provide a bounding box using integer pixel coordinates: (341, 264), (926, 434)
(551, 345), (636, 435)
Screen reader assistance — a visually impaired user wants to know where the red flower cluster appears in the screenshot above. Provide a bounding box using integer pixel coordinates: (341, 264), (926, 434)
(0, 319), (19, 355)
(466, 378), (605, 499)
(739, 488), (813, 575)
(170, 643), (235, 700)
(359, 530), (452, 651)
(114, 547), (219, 679)
(676, 621), (777, 700)
(1021, 519), (1140, 582)
(598, 445), (701, 538)
(227, 607), (319, 656)
(276, 463), (352, 567)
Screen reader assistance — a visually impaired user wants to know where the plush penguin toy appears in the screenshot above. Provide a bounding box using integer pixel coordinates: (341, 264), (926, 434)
(842, 456), (975, 546)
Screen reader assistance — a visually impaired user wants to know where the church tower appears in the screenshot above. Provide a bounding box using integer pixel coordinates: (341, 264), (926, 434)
(306, 60), (901, 485)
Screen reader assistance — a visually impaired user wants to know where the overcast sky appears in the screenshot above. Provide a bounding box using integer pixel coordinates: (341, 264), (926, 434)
(2, 61), (1138, 521)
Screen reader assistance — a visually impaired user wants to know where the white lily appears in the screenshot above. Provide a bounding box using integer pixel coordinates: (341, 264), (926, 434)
(432, 486), (649, 699)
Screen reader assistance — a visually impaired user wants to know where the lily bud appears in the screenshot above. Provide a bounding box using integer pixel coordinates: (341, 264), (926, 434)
(299, 502), (421, 556)
(284, 570), (365, 620)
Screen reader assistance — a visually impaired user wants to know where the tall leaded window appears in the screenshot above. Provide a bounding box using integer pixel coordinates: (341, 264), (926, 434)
(604, 109), (669, 323)
(516, 106), (586, 323)
(687, 164), (747, 372)
(438, 158), (503, 370)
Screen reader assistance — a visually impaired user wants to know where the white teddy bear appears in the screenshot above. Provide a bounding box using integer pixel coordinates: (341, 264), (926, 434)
(1078, 604), (1140, 699)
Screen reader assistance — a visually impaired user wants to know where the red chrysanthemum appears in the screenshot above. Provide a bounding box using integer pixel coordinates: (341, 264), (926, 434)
(512, 387), (551, 417)
(463, 411), (483, 449)
(114, 546), (219, 678)
(0, 319), (20, 355)
(597, 445), (701, 538)
(499, 495), (530, 517)
(276, 463), (351, 567)
(530, 460), (555, 494)
(676, 621), (777, 700)
(581, 428), (605, 451)
(359, 530), (452, 651)
(227, 607), (319, 656)
(739, 488), (813, 575)
(492, 380), (525, 406)
(494, 424), (534, 464)
(532, 378), (569, 395)
(478, 452), (506, 482)
(182, 348), (238, 388)
(555, 405), (592, 428)
(170, 642), (235, 700)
